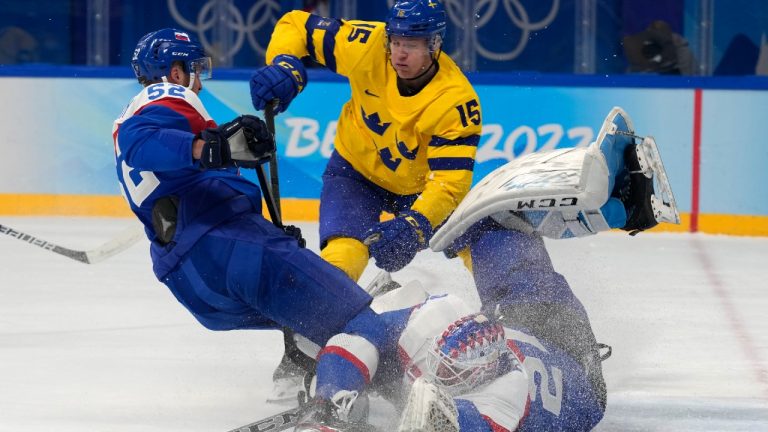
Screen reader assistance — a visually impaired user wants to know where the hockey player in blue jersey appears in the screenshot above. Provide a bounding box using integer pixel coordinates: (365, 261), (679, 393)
(113, 28), (394, 410)
(291, 107), (679, 431)
(293, 259), (608, 431)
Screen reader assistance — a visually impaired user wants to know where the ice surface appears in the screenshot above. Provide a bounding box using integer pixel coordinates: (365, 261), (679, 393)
(1, 217), (767, 431)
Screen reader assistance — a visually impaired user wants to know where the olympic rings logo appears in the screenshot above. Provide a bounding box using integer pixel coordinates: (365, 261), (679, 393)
(387, 0), (560, 61)
(167, 0), (559, 63)
(167, 0), (281, 59)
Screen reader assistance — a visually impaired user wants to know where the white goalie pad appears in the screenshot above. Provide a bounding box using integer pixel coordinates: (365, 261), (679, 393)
(430, 144), (611, 252)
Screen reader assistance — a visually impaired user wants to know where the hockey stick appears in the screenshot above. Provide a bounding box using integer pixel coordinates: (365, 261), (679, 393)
(224, 406), (300, 432)
(224, 405), (382, 432)
(0, 222), (145, 264)
(254, 99), (283, 228)
(265, 99), (282, 224)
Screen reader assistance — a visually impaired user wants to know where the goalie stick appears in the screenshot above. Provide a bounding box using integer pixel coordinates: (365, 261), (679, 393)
(0, 222), (145, 264)
(224, 405), (383, 432)
(224, 406), (300, 432)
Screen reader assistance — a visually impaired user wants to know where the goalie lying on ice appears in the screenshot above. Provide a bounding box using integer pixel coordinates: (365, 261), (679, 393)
(289, 106), (679, 432)
(294, 285), (608, 432)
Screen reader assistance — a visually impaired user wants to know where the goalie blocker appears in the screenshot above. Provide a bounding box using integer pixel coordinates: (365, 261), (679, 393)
(431, 106), (680, 253)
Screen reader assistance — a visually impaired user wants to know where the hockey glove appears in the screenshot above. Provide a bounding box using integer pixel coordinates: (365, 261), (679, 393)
(199, 115), (275, 169)
(199, 125), (232, 169)
(250, 54), (307, 114)
(283, 224), (306, 248)
(236, 114), (276, 167)
(365, 210), (433, 273)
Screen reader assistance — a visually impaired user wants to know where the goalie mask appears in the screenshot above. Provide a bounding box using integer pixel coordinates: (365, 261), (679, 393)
(425, 313), (508, 395)
(131, 28), (212, 90)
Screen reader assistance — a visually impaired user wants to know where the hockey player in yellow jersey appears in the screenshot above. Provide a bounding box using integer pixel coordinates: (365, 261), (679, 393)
(250, 0), (482, 282)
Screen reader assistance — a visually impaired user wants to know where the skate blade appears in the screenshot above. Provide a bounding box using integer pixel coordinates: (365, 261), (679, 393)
(637, 136), (681, 225)
(266, 377), (303, 405)
(364, 270), (401, 297)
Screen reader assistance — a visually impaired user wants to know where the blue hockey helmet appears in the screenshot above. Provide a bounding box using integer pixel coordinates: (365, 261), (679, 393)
(131, 28), (212, 86)
(385, 0), (447, 40)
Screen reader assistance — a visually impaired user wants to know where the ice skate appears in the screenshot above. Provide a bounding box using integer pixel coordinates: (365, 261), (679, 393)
(595, 107), (680, 234)
(364, 270), (402, 297)
(294, 391), (372, 432)
(266, 353), (306, 404)
(616, 136), (680, 235)
(266, 375), (304, 405)
(397, 377), (459, 432)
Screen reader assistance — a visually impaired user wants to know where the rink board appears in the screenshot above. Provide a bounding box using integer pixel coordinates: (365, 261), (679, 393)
(0, 71), (766, 235)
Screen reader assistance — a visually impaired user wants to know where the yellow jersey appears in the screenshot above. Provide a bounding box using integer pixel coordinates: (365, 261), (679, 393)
(267, 11), (482, 227)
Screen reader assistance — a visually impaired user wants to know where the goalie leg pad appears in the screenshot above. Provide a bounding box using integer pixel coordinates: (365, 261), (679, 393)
(431, 143), (614, 250)
(491, 206), (614, 240)
(594, 106), (637, 194)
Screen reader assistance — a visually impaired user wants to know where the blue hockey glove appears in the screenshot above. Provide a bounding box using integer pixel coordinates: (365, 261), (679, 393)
(199, 115), (275, 169)
(365, 210), (433, 272)
(250, 54), (307, 114)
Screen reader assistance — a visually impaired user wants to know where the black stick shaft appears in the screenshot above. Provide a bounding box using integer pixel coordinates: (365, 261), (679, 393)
(264, 99), (282, 224)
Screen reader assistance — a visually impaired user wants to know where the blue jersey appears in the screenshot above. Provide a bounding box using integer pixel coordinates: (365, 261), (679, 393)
(368, 219), (606, 430)
(110, 83), (378, 349)
(506, 326), (604, 431)
(113, 83), (264, 278)
(469, 222), (607, 430)
(366, 290), (603, 431)
(111, 81), (389, 401)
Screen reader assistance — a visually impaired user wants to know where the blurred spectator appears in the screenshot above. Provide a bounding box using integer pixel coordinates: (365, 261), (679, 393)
(0, 26), (39, 64)
(756, 34), (768, 75)
(623, 20), (695, 75)
(303, 0), (329, 16)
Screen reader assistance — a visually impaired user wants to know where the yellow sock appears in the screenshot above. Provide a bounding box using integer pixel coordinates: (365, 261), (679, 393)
(457, 247), (473, 273)
(321, 237), (370, 282)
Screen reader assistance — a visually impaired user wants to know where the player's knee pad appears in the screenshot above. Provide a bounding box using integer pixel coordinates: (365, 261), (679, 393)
(320, 237), (369, 282)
